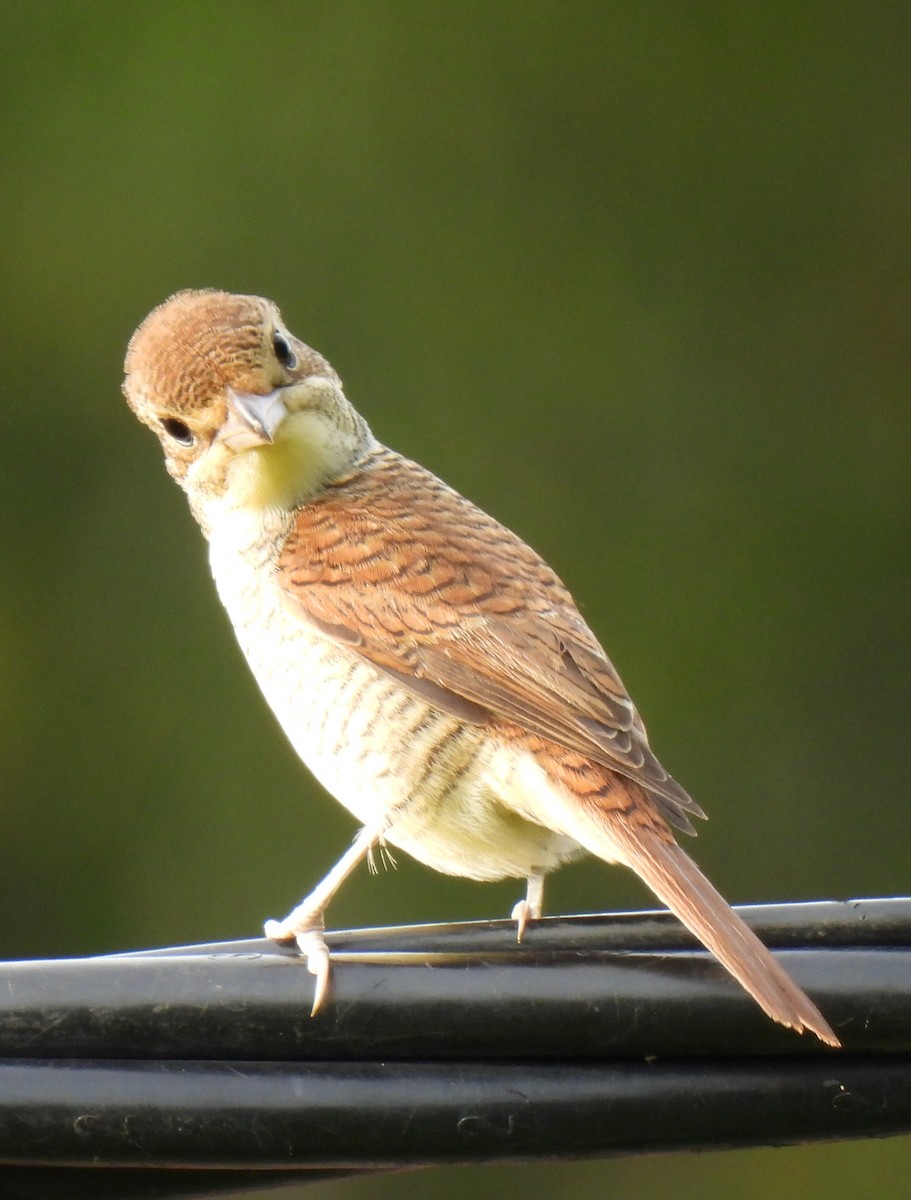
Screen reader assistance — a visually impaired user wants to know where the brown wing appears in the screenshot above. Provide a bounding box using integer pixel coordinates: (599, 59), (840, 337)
(275, 447), (704, 831)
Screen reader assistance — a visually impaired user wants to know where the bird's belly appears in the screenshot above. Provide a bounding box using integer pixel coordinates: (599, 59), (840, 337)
(209, 533), (581, 881)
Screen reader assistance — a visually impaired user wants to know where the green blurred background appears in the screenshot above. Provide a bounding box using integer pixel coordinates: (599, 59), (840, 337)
(1, 2), (909, 1196)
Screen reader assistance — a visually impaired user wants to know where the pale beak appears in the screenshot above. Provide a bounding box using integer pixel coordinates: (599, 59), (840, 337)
(219, 388), (288, 452)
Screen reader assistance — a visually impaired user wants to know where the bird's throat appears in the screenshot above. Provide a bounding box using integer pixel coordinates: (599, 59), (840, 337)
(226, 409), (360, 515)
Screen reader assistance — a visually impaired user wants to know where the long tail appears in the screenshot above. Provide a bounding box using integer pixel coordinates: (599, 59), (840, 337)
(568, 796), (840, 1047)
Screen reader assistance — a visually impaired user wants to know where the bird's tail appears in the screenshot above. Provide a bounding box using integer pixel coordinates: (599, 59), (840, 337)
(572, 797), (840, 1047)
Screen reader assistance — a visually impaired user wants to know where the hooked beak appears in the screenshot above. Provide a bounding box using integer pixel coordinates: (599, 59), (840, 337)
(219, 388), (288, 452)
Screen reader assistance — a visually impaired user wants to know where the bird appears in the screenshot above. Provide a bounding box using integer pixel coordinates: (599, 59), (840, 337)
(122, 288), (839, 1045)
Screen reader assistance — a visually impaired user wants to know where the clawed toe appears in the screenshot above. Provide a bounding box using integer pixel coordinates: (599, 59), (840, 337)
(295, 928), (332, 1015)
(263, 917), (294, 941)
(265, 915), (331, 1015)
(511, 872), (546, 942)
(511, 898), (532, 943)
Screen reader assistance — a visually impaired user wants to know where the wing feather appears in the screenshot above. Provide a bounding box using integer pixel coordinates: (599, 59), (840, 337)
(275, 448), (704, 830)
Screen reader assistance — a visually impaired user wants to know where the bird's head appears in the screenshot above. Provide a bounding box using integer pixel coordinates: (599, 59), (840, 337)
(123, 289), (371, 528)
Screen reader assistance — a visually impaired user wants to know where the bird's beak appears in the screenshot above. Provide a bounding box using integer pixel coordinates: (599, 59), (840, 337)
(219, 388), (288, 452)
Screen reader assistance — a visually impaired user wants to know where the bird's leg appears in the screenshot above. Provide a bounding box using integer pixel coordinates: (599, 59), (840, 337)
(264, 823), (382, 1014)
(510, 868), (546, 942)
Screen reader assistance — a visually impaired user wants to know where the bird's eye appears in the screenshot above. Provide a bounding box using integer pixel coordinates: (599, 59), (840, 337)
(160, 417), (195, 447)
(272, 330), (297, 370)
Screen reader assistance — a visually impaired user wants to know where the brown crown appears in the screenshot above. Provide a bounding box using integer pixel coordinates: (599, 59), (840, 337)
(123, 290), (280, 422)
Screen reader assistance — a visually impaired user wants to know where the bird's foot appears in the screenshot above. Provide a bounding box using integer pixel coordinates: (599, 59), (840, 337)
(510, 898), (534, 943)
(511, 872), (546, 943)
(264, 913), (331, 1015)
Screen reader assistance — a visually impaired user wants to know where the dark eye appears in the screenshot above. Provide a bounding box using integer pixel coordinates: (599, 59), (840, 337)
(272, 330), (297, 369)
(160, 417), (195, 447)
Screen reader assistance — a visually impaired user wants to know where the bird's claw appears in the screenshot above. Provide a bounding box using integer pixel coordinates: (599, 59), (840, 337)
(263, 917), (293, 941)
(510, 898), (533, 943)
(297, 928), (332, 1015)
(264, 915), (331, 1015)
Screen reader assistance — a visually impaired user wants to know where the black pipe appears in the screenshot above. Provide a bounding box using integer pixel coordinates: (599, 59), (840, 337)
(0, 898), (907, 1196)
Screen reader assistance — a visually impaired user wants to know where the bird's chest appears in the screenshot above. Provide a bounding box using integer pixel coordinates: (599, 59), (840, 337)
(206, 518), (481, 825)
(205, 513), (581, 882)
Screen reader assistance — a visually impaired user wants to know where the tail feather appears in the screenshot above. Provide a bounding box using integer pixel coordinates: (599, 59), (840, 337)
(575, 804), (840, 1047)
